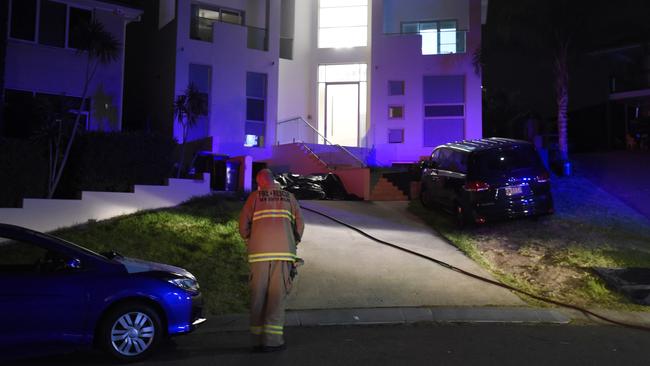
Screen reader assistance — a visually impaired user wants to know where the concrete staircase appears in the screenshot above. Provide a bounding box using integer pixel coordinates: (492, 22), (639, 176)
(370, 177), (409, 201)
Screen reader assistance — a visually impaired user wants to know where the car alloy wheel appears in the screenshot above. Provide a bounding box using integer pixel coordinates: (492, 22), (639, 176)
(100, 303), (162, 362)
(111, 312), (155, 356)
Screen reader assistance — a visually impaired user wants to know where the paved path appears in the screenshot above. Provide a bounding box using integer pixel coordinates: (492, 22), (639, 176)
(573, 151), (650, 221)
(286, 201), (523, 309)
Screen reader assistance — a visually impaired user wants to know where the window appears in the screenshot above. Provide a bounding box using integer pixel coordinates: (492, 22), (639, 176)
(388, 105), (404, 119)
(9, 0), (37, 41)
(438, 149), (467, 173)
(388, 80), (405, 96)
(190, 4), (243, 42)
(401, 20), (463, 55)
(424, 105), (464, 118)
(245, 73), (267, 147)
(388, 129), (404, 143)
(0, 238), (49, 273)
(189, 64), (211, 116)
(318, 0), (367, 48)
(39, 0), (66, 47)
(68, 7), (92, 49)
(9, 0), (92, 49)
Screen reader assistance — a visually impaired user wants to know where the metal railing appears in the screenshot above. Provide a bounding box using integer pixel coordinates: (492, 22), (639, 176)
(384, 29), (467, 54)
(277, 117), (366, 168)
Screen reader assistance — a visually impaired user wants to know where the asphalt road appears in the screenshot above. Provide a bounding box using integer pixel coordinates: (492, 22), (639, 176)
(10, 323), (650, 366)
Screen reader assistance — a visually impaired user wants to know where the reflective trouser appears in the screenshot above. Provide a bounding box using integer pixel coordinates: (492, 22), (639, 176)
(249, 260), (293, 347)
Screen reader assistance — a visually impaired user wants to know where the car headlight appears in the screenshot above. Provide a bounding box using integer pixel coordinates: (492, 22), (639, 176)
(168, 277), (200, 292)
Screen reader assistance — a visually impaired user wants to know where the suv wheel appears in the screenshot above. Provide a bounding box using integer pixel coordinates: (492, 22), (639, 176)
(99, 303), (163, 362)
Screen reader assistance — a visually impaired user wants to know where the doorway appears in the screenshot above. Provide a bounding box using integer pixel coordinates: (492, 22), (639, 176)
(325, 82), (359, 147)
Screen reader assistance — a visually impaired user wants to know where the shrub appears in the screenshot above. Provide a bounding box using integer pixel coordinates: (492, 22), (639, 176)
(68, 131), (177, 192)
(0, 138), (48, 207)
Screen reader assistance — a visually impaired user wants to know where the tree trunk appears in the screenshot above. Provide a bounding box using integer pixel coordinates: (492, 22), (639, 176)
(47, 58), (97, 198)
(177, 124), (188, 178)
(554, 40), (570, 164)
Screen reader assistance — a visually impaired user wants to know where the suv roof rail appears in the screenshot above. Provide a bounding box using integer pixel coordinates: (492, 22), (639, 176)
(442, 137), (531, 152)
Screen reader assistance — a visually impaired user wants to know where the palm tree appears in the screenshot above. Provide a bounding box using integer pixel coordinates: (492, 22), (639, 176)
(47, 19), (120, 198)
(486, 0), (650, 173)
(173, 83), (207, 178)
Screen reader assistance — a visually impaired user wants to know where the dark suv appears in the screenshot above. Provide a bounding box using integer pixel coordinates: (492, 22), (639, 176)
(420, 138), (553, 225)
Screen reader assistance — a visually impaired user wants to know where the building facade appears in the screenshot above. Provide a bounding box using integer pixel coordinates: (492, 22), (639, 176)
(2, 0), (141, 136)
(125, 0), (486, 166)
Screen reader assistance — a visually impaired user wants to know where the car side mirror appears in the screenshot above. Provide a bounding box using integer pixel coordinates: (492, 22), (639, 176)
(66, 258), (82, 270)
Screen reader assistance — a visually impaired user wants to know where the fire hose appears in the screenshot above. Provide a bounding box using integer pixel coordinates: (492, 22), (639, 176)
(300, 205), (650, 332)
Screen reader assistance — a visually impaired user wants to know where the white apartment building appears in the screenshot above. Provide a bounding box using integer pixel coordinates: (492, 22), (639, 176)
(126, 0), (486, 166)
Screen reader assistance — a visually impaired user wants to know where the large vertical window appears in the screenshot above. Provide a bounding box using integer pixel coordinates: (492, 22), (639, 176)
(68, 7), (92, 49)
(9, 0), (37, 41)
(401, 20), (463, 55)
(245, 72), (267, 147)
(190, 4), (243, 42)
(318, 0), (368, 48)
(9, 0), (92, 49)
(187, 64), (211, 141)
(39, 0), (67, 47)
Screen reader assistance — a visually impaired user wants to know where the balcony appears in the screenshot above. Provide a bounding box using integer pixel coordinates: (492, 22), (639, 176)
(247, 25), (268, 51)
(610, 73), (650, 95)
(384, 29), (467, 55)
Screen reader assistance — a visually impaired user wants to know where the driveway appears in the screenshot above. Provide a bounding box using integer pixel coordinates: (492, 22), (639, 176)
(573, 151), (650, 221)
(287, 201), (523, 309)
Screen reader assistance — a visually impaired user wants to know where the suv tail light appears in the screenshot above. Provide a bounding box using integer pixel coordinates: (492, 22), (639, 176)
(536, 172), (550, 183)
(463, 181), (490, 192)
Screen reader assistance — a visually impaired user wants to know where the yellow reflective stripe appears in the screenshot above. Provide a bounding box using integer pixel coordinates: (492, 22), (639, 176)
(263, 329), (283, 335)
(249, 257), (296, 263)
(253, 209), (294, 217)
(249, 252), (297, 258)
(252, 214), (294, 222)
(264, 324), (283, 330)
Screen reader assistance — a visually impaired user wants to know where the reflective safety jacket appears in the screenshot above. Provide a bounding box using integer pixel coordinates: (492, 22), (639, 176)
(239, 184), (304, 263)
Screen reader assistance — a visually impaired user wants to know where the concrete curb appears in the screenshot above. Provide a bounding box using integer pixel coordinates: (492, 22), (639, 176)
(203, 306), (571, 332)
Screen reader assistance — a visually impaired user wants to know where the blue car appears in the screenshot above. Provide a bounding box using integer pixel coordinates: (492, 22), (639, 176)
(0, 223), (205, 363)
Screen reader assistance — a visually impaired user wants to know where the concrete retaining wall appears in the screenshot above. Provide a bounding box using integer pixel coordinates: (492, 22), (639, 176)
(0, 174), (211, 233)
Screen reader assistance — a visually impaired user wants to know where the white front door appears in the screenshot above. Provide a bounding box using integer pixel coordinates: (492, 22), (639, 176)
(325, 83), (359, 147)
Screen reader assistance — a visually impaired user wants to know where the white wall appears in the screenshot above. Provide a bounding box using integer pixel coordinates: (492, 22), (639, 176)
(0, 174), (211, 233)
(174, 0), (280, 161)
(277, 0), (371, 146)
(369, 0), (482, 165)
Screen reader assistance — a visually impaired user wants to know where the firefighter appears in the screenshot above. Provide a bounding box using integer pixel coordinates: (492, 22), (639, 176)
(239, 168), (304, 352)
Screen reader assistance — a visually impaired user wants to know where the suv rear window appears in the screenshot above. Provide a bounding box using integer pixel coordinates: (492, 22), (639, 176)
(473, 145), (542, 176)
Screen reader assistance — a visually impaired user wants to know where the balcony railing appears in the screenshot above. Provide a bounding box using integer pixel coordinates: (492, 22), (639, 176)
(384, 29), (467, 55)
(610, 74), (650, 94)
(247, 25), (268, 51)
(277, 117), (366, 168)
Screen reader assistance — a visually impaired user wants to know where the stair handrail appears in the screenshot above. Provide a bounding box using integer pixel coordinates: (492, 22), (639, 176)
(277, 116), (367, 168)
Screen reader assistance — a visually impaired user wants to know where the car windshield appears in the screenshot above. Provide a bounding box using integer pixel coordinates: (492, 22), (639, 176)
(474, 146), (542, 176)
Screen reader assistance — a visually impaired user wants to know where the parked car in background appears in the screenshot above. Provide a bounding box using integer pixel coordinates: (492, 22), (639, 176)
(0, 224), (205, 363)
(420, 138), (553, 225)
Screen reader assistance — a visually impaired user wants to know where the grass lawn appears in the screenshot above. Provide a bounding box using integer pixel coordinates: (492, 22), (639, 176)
(51, 194), (249, 316)
(409, 173), (650, 311)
